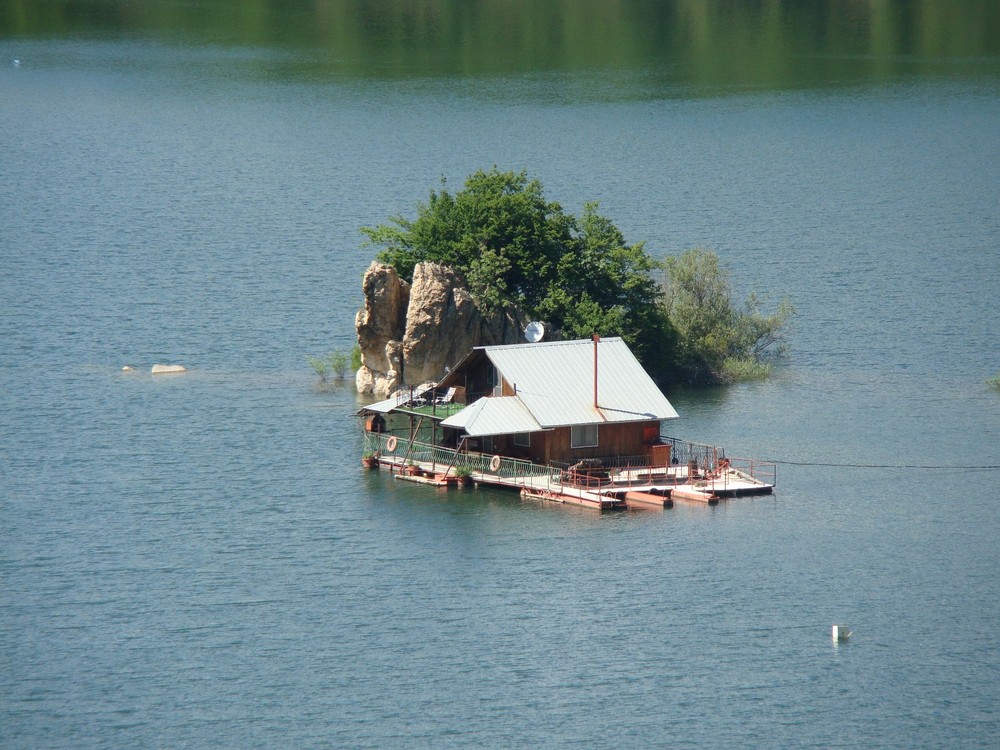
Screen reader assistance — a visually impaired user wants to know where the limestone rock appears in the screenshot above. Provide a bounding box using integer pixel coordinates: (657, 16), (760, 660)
(402, 263), (483, 384)
(356, 366), (397, 397)
(151, 364), (187, 374)
(355, 262), (409, 373)
(354, 260), (523, 396)
(355, 365), (377, 395)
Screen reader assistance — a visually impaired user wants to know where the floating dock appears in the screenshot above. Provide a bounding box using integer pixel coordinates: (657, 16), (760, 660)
(369, 451), (773, 512)
(358, 336), (775, 514)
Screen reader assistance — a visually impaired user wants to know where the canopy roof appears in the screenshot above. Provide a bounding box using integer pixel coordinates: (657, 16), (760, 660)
(439, 395), (543, 437)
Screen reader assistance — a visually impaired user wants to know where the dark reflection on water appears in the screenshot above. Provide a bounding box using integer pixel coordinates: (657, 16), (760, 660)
(4, 0), (999, 92)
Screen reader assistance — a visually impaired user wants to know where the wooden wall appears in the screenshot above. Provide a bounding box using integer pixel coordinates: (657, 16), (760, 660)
(489, 420), (661, 464)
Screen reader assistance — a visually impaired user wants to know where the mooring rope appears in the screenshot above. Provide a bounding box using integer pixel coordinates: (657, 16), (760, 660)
(764, 459), (1000, 471)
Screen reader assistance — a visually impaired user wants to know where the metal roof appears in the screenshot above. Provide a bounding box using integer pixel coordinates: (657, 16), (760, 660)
(360, 395), (406, 414)
(357, 387), (432, 414)
(481, 337), (678, 427)
(440, 396), (544, 437)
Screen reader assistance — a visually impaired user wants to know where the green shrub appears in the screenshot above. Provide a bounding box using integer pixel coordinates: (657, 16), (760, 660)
(662, 248), (793, 384)
(721, 357), (772, 382)
(308, 348), (357, 383)
(988, 373), (1000, 391)
(307, 355), (331, 381)
(328, 350), (350, 379)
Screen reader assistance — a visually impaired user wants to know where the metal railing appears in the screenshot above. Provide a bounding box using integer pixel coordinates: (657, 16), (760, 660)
(363, 431), (556, 481)
(364, 430), (775, 490)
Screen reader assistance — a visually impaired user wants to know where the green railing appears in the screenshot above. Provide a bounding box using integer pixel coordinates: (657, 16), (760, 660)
(364, 431), (557, 482)
(363, 430), (775, 488)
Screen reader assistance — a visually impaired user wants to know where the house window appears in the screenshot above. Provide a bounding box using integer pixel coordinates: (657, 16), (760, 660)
(570, 424), (598, 448)
(487, 364), (501, 396)
(514, 432), (531, 448)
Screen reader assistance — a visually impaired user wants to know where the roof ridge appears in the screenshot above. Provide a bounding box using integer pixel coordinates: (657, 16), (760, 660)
(479, 336), (624, 352)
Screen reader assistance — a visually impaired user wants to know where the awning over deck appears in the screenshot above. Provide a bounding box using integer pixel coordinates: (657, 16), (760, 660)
(359, 395), (408, 414)
(440, 396), (544, 437)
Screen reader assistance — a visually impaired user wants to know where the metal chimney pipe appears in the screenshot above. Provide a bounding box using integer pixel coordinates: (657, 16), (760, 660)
(592, 333), (600, 409)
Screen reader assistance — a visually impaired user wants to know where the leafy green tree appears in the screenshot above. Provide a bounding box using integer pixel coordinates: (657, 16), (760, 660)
(663, 248), (794, 383)
(362, 168), (678, 383)
(361, 169), (574, 312)
(362, 170), (791, 386)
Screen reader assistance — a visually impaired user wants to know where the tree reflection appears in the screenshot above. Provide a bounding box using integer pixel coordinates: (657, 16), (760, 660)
(4, 0), (998, 89)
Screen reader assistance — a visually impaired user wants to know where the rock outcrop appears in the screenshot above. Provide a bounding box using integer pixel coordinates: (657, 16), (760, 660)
(151, 364), (187, 374)
(355, 263), (410, 374)
(355, 261), (523, 396)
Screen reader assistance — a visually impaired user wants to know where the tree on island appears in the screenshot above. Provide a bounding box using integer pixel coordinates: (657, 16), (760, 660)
(662, 248), (794, 383)
(361, 168), (791, 385)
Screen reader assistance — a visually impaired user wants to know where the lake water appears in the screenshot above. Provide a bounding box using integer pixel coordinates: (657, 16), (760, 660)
(2, 2), (999, 748)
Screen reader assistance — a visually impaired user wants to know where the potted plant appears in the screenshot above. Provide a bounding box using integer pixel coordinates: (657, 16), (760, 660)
(406, 459), (421, 476)
(454, 465), (473, 486)
(362, 451), (379, 469)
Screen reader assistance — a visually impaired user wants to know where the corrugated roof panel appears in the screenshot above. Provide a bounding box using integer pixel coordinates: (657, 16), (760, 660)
(359, 395), (407, 414)
(483, 337), (678, 427)
(440, 396), (543, 437)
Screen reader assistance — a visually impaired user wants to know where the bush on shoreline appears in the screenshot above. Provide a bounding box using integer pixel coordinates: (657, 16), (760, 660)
(662, 248), (794, 384)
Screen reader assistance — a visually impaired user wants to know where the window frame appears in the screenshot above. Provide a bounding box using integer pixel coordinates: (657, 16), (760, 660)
(570, 424), (599, 449)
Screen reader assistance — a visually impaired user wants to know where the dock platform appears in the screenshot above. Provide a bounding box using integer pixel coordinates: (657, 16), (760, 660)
(371, 455), (773, 511)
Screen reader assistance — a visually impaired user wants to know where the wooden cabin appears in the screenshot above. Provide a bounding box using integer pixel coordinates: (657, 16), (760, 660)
(362, 336), (679, 468)
(435, 336), (678, 465)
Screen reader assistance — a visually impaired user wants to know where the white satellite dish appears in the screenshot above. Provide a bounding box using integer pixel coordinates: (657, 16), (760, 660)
(524, 321), (545, 343)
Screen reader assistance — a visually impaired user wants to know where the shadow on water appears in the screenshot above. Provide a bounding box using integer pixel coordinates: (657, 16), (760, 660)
(664, 383), (732, 417)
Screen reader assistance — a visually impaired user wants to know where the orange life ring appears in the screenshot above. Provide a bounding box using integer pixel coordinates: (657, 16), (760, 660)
(386, 435), (398, 452)
(490, 454), (502, 472)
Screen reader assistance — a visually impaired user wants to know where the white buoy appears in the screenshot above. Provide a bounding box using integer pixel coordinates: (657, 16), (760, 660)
(832, 624), (852, 642)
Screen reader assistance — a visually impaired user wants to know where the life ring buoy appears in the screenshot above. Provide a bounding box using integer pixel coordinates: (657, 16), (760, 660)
(490, 454), (502, 472)
(386, 435), (398, 452)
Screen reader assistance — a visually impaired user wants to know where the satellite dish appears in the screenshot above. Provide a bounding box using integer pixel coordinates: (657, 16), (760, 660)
(524, 321), (545, 343)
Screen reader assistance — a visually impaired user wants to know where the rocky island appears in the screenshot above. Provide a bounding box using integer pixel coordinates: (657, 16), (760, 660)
(355, 260), (522, 397)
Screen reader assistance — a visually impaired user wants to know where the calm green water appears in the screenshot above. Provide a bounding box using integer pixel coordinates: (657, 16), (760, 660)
(2, 3), (999, 748)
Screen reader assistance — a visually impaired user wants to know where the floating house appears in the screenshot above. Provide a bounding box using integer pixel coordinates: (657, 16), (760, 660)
(360, 336), (774, 509)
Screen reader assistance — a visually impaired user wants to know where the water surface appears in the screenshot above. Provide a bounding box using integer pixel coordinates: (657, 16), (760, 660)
(2, 3), (999, 748)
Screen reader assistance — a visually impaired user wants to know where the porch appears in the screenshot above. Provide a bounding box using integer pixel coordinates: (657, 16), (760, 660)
(361, 431), (775, 510)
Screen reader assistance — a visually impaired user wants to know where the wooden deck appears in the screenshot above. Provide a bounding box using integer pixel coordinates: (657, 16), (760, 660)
(371, 455), (773, 511)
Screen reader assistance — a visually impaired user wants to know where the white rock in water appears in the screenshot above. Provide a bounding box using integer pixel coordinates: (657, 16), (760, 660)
(151, 364), (187, 374)
(121, 366), (135, 372)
